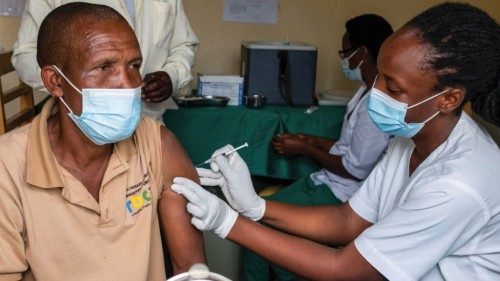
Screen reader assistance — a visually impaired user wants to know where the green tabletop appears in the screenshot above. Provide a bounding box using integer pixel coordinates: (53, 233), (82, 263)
(163, 105), (346, 180)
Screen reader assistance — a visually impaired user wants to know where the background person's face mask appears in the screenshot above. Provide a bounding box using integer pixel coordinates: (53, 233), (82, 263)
(53, 65), (142, 145)
(341, 47), (364, 81)
(367, 86), (448, 138)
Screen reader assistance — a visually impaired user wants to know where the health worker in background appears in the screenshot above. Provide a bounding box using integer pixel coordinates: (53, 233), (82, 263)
(0, 3), (205, 280)
(12, 0), (199, 122)
(172, 2), (500, 280)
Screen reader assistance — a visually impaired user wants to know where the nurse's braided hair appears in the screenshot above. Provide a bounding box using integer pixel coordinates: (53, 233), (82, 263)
(405, 2), (500, 126)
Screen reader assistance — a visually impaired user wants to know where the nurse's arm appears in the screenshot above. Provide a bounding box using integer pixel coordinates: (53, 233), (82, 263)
(227, 215), (384, 281)
(301, 134), (335, 151)
(261, 202), (371, 246)
(158, 127), (206, 274)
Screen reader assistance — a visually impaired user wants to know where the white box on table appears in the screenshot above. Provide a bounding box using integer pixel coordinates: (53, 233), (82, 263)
(197, 74), (244, 105)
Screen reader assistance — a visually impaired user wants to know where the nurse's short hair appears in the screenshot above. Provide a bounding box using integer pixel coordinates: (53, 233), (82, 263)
(345, 14), (393, 63)
(37, 2), (129, 68)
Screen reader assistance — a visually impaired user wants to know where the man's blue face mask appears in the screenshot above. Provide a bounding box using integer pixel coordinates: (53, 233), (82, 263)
(367, 85), (448, 138)
(53, 65), (142, 145)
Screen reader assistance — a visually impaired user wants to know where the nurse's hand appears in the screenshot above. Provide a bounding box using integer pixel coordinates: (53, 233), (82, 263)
(142, 71), (173, 103)
(171, 177), (238, 239)
(197, 145), (266, 221)
(272, 133), (310, 156)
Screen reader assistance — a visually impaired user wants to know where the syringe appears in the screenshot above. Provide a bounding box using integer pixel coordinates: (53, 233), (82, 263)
(196, 143), (249, 166)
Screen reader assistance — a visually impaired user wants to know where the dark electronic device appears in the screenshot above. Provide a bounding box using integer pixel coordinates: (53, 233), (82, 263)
(241, 41), (317, 106)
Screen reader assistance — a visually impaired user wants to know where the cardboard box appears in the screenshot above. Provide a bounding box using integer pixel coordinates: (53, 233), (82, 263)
(198, 75), (244, 106)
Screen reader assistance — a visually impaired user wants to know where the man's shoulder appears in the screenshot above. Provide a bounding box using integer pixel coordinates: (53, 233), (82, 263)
(136, 116), (163, 131)
(136, 117), (178, 147)
(134, 117), (163, 141)
(0, 124), (30, 195)
(0, 124), (30, 160)
(132, 117), (166, 162)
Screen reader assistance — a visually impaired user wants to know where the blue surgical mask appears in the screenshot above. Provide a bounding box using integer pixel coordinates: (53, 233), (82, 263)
(53, 65), (142, 145)
(341, 48), (364, 81)
(367, 86), (448, 138)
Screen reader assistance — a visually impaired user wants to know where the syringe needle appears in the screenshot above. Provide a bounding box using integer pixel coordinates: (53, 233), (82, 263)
(197, 142), (249, 166)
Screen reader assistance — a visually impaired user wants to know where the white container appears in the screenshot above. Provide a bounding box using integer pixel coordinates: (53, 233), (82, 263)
(198, 75), (244, 106)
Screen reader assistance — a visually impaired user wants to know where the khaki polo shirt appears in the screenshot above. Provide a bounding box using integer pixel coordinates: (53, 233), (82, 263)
(0, 98), (166, 281)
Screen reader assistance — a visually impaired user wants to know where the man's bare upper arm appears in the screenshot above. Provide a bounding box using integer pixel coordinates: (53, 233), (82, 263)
(158, 127), (206, 273)
(159, 127), (198, 185)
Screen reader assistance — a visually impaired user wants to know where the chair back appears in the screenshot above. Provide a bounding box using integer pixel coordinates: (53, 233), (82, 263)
(0, 51), (35, 134)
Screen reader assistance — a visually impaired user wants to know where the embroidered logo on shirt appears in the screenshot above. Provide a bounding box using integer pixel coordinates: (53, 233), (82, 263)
(125, 173), (152, 216)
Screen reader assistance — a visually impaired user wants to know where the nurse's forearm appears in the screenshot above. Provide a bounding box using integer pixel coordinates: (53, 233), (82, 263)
(260, 201), (370, 246)
(229, 215), (339, 280)
(227, 216), (383, 281)
(309, 135), (335, 151)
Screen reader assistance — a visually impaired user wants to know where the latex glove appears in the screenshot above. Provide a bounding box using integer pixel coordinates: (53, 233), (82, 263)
(197, 145), (265, 221)
(171, 177), (238, 238)
(142, 71), (173, 103)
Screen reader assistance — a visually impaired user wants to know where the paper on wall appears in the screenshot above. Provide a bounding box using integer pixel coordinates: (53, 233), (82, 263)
(223, 0), (278, 24)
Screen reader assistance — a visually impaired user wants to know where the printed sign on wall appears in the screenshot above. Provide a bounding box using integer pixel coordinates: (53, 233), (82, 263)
(223, 0), (278, 24)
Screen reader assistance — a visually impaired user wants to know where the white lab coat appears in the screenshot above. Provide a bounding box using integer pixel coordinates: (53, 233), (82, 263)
(350, 113), (500, 281)
(310, 86), (390, 202)
(12, 0), (199, 121)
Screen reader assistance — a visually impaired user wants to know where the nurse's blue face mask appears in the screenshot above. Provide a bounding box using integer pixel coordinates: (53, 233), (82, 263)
(340, 47), (364, 81)
(52, 65), (142, 145)
(367, 81), (448, 138)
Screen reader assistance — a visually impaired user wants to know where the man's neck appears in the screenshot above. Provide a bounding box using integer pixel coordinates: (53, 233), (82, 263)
(47, 112), (113, 201)
(48, 113), (113, 165)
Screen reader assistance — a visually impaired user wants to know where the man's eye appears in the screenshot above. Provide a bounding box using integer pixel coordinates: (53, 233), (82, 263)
(99, 64), (111, 71)
(131, 62), (142, 69)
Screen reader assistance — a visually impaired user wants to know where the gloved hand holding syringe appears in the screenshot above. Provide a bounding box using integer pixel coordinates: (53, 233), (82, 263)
(196, 142), (249, 167)
(173, 142), (265, 240)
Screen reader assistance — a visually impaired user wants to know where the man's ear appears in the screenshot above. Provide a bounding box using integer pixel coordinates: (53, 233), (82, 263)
(40, 66), (63, 97)
(440, 88), (465, 114)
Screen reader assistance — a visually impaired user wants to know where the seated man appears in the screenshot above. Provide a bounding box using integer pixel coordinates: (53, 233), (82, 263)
(0, 3), (205, 280)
